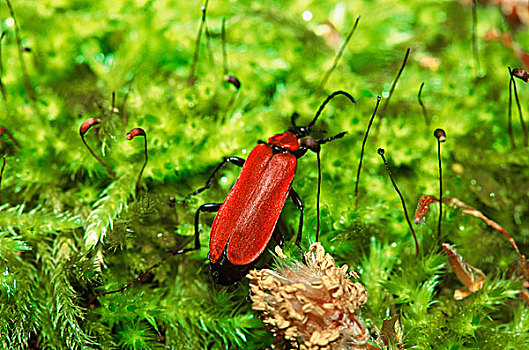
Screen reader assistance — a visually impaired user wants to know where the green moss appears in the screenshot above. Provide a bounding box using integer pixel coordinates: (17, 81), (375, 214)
(1, 0), (529, 348)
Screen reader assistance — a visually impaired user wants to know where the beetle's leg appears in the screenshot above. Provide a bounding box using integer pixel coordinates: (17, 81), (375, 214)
(184, 156), (245, 202)
(84, 202), (222, 307)
(272, 226), (284, 247)
(298, 132), (347, 242)
(289, 188), (307, 264)
(177, 202), (222, 254)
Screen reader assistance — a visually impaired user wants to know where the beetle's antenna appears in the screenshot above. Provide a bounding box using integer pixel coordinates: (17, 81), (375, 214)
(291, 112), (300, 128)
(188, 0), (209, 86)
(126, 128), (148, 196)
(79, 118), (117, 179)
(509, 67), (529, 147)
(434, 128), (446, 247)
(378, 148), (419, 257)
(308, 90), (356, 128)
(354, 96), (381, 208)
(418, 82), (430, 127)
(0, 155), (6, 204)
(317, 16), (360, 93)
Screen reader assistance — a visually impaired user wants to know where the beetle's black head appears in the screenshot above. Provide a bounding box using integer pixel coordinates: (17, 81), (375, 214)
(289, 112), (311, 138)
(209, 250), (257, 286)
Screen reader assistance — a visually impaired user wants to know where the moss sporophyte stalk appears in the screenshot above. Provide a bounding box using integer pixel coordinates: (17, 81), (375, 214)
(248, 243), (368, 350)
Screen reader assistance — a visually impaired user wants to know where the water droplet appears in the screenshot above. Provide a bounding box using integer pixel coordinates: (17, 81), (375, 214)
(302, 10), (313, 22)
(157, 232), (163, 238)
(459, 226), (465, 231)
(220, 176), (228, 185)
(382, 91), (390, 98)
(242, 148), (247, 154)
(5, 18), (14, 27)
(470, 179), (477, 185)
(391, 242), (397, 247)
(188, 102), (195, 108)
(489, 192), (495, 198)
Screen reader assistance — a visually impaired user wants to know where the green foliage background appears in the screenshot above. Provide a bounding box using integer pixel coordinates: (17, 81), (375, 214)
(1, 0), (529, 348)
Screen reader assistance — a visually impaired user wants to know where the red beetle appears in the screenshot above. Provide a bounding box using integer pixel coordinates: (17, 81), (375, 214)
(85, 91), (355, 305)
(183, 90), (356, 285)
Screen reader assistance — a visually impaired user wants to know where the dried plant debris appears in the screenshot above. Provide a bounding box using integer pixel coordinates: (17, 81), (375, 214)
(521, 282), (529, 305)
(442, 244), (486, 300)
(416, 195), (529, 302)
(414, 195), (438, 225)
(367, 314), (404, 350)
(247, 242), (368, 350)
(414, 195), (525, 262)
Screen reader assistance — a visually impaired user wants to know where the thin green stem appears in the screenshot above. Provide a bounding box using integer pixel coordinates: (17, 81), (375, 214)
(317, 16), (360, 94)
(5, 0), (36, 100)
(378, 148), (419, 257)
(354, 96), (381, 208)
(418, 82), (430, 127)
(188, 0), (209, 86)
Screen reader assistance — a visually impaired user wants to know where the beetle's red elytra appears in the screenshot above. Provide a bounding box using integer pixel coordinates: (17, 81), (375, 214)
(185, 91), (356, 285)
(209, 143), (296, 266)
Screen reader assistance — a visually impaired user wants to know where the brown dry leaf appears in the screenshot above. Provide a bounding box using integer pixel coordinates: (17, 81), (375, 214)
(414, 195), (525, 264)
(443, 197), (525, 262)
(414, 195), (439, 224)
(381, 314), (404, 349)
(442, 244), (486, 300)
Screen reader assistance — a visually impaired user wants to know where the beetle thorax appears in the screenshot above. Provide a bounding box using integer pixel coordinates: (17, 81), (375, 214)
(267, 132), (300, 151)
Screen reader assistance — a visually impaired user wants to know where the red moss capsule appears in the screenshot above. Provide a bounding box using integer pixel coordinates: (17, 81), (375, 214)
(513, 68), (529, 82)
(126, 128), (148, 196)
(79, 118), (116, 178)
(126, 127), (146, 140)
(225, 75), (241, 90)
(80, 118), (101, 136)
